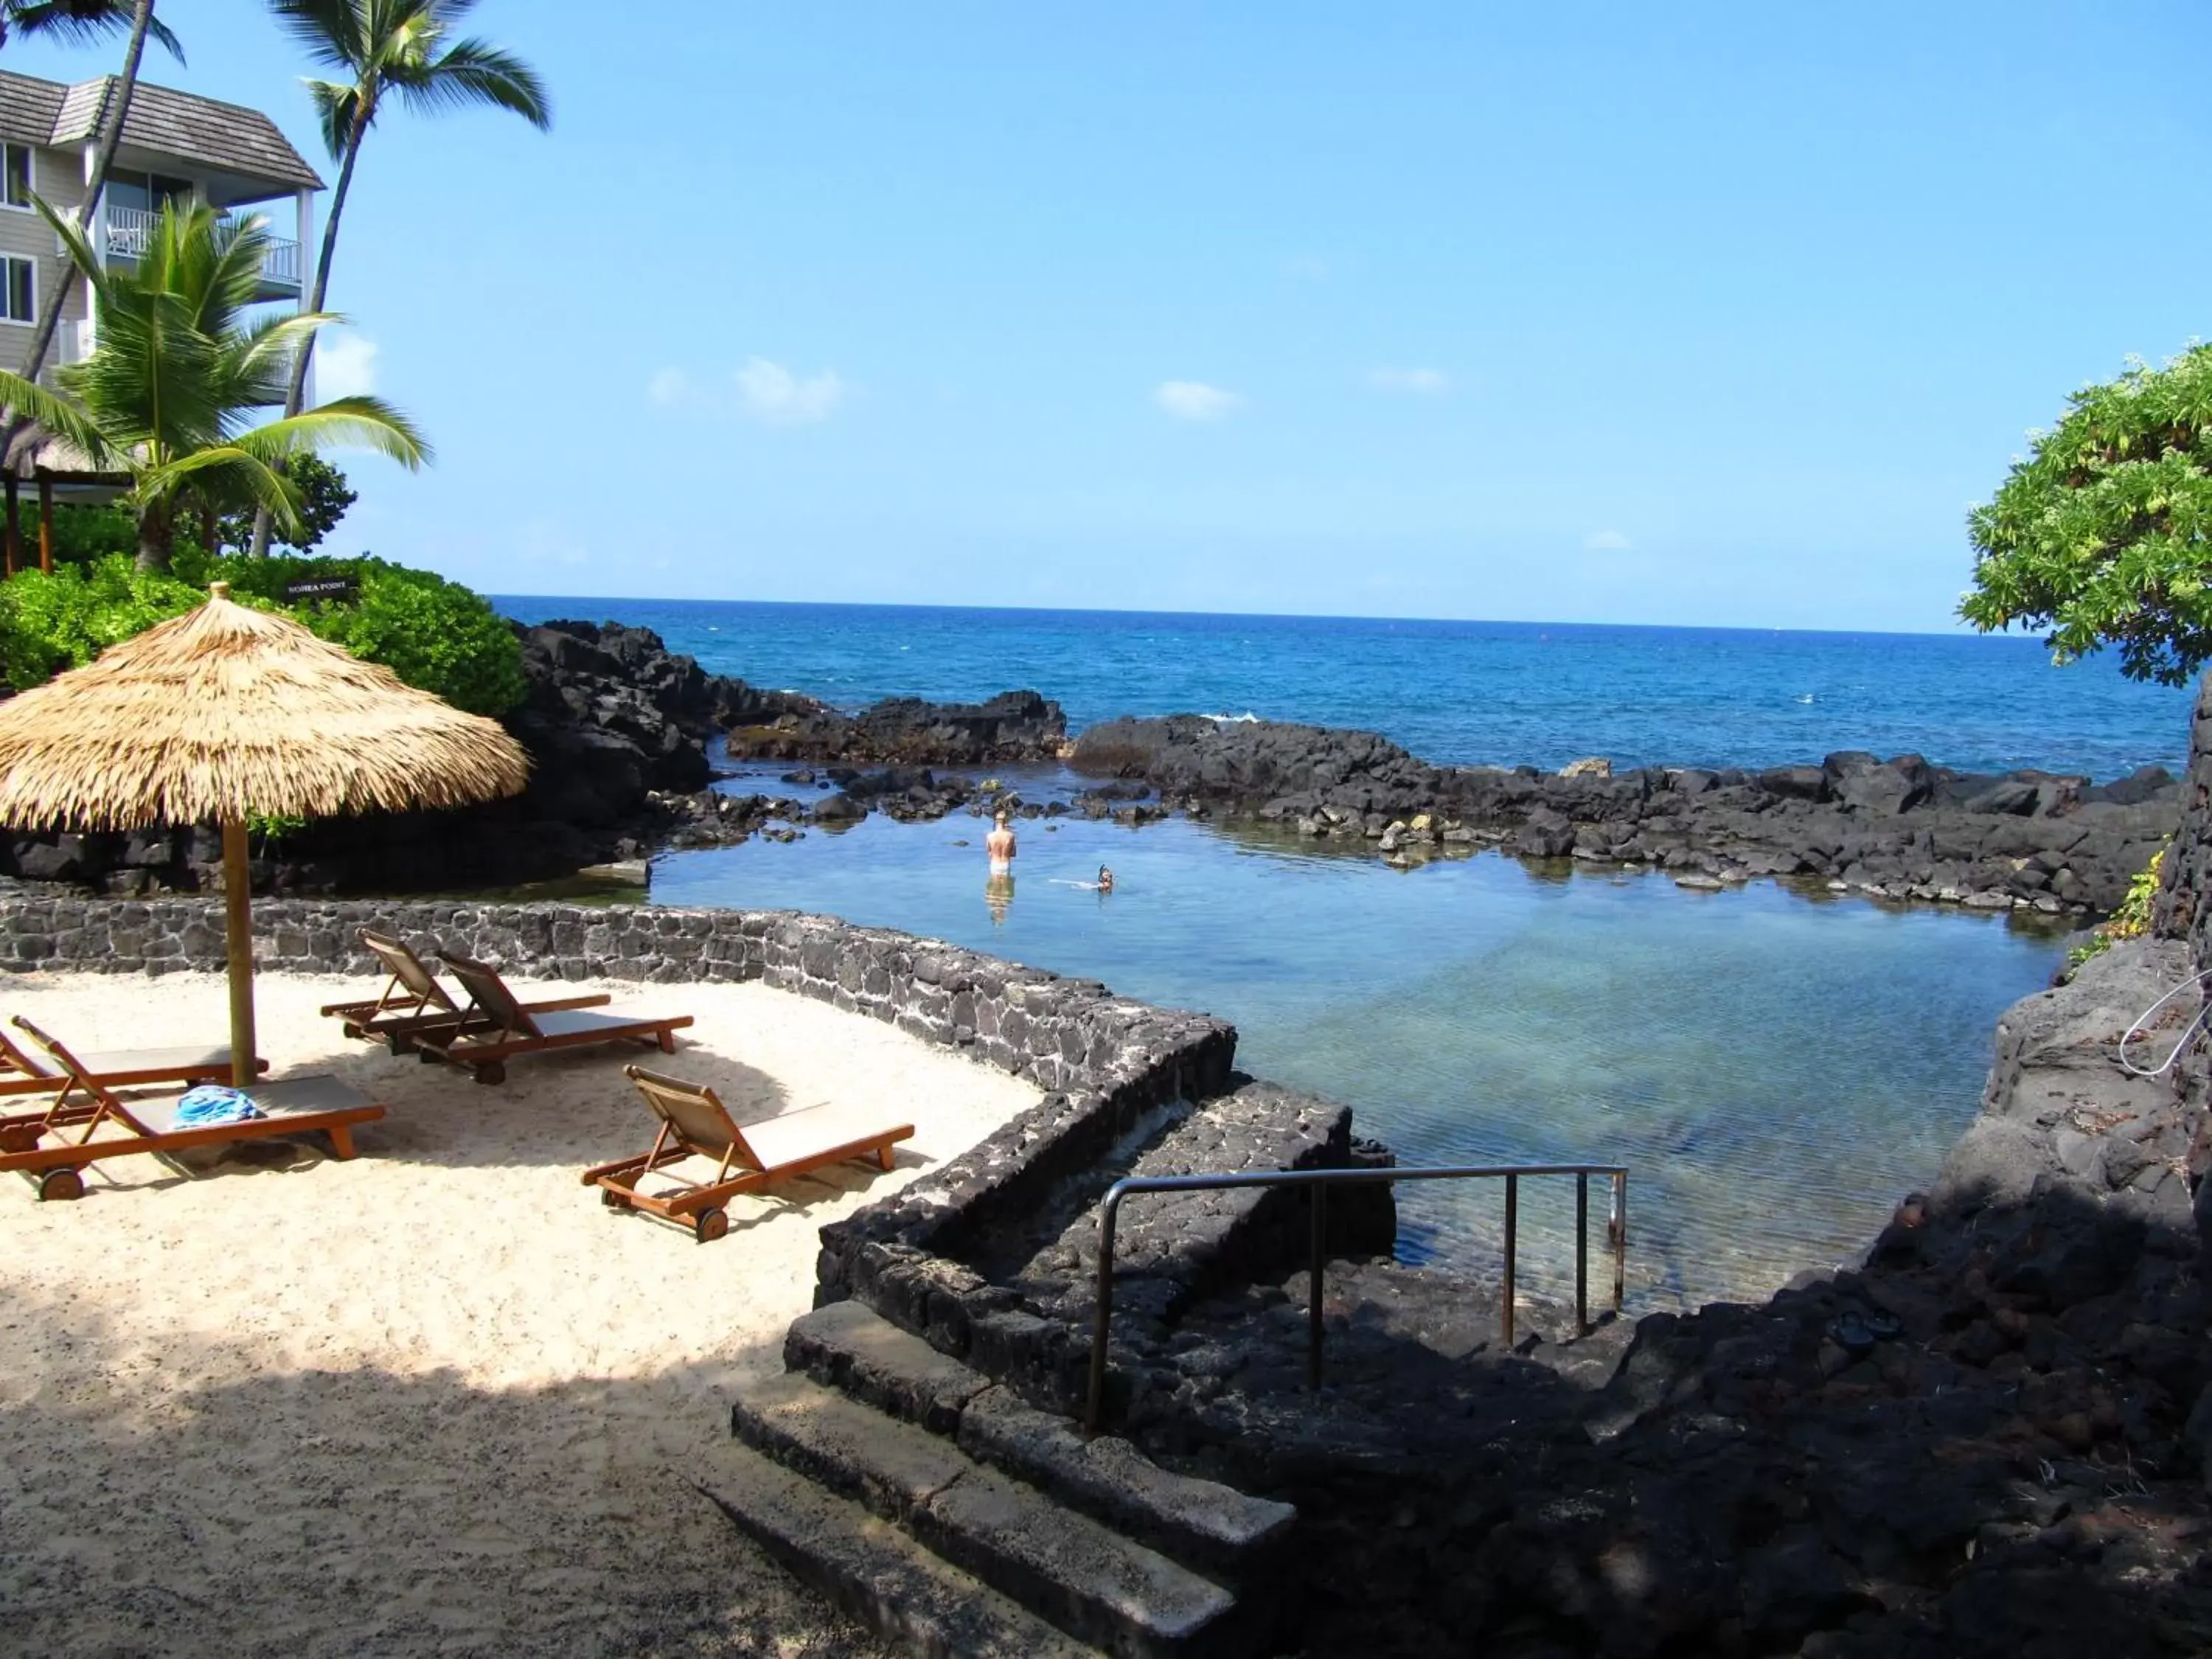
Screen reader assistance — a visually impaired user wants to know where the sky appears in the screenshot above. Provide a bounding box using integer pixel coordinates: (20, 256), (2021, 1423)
(7, 1), (2211, 630)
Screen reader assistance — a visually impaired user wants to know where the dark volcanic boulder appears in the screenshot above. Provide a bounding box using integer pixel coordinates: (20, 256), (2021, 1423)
(726, 689), (1067, 765)
(1758, 765), (1829, 802)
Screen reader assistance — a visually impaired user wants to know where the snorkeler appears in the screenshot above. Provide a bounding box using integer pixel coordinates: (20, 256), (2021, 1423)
(1096, 864), (1114, 892)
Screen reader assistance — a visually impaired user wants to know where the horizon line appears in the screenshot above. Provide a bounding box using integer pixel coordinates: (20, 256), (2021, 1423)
(484, 591), (2046, 647)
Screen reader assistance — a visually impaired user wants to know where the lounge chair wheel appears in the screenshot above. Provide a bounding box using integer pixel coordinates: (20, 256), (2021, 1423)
(693, 1207), (728, 1245)
(37, 1167), (83, 1202)
(0, 1124), (38, 1154)
(474, 1062), (505, 1087)
(600, 1187), (631, 1211)
(417, 1046), (442, 1064)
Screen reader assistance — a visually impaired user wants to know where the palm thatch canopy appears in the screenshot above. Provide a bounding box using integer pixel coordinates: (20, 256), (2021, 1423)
(0, 585), (529, 830)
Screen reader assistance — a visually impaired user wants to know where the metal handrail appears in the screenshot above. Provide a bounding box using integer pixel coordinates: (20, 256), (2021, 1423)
(1085, 1161), (1629, 1434)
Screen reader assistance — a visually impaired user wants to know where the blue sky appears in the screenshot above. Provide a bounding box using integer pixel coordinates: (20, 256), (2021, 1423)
(9, 1), (2211, 629)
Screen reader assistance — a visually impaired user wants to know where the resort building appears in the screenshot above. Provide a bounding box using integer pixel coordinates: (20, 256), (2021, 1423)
(0, 69), (321, 389)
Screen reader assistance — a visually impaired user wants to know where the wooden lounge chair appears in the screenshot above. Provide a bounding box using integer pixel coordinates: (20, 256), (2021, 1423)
(319, 928), (611, 1050)
(583, 1065), (916, 1242)
(0, 1018), (385, 1202)
(409, 952), (693, 1085)
(0, 1020), (268, 1151)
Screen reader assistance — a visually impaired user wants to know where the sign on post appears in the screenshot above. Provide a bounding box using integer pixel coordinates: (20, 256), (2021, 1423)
(282, 576), (358, 605)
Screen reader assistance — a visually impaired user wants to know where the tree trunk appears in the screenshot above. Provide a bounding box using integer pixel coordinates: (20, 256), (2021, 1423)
(135, 500), (170, 574)
(7, 0), (158, 414)
(248, 116), (366, 560)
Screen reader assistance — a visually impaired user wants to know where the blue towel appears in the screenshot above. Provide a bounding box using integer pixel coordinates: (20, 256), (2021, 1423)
(173, 1085), (264, 1127)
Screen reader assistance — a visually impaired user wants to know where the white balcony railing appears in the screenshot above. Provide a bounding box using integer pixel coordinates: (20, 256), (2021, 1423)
(101, 205), (302, 291)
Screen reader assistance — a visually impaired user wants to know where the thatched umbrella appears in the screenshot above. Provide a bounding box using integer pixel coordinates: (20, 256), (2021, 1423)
(0, 582), (529, 1083)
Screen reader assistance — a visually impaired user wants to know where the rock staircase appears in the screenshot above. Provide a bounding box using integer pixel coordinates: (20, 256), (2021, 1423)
(698, 1299), (1295, 1658)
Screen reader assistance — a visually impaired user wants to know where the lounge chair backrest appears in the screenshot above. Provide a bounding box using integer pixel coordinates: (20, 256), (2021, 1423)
(626, 1067), (762, 1172)
(11, 1016), (147, 1135)
(0, 1020), (50, 1078)
(360, 930), (456, 1012)
(438, 952), (543, 1038)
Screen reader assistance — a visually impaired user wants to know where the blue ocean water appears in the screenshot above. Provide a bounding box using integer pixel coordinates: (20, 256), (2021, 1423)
(493, 597), (2196, 779)
(487, 597), (2178, 1304)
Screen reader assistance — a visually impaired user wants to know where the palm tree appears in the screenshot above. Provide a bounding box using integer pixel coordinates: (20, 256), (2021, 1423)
(248, 0), (546, 558)
(0, 200), (427, 571)
(1, 0), (187, 415)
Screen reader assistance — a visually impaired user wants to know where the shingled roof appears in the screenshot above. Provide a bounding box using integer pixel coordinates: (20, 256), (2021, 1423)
(0, 70), (321, 192)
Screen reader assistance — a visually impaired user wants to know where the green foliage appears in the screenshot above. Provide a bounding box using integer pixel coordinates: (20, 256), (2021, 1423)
(212, 455), (356, 554)
(1961, 345), (2212, 686)
(0, 549), (524, 716)
(0, 554), (204, 689)
(2065, 844), (2166, 971)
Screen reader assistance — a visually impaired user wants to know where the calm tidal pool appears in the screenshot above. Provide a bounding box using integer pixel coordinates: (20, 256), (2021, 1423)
(650, 786), (2065, 1308)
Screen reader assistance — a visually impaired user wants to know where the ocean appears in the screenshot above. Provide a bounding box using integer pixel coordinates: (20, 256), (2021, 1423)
(494, 597), (2190, 1305)
(494, 598), (2197, 780)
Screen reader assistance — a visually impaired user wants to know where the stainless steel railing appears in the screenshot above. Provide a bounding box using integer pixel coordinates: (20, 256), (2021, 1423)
(1085, 1162), (1629, 1434)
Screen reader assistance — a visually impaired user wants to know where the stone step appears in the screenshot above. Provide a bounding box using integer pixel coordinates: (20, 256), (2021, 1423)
(955, 1385), (1294, 1576)
(786, 1298), (993, 1434)
(787, 1299), (1295, 1575)
(732, 1373), (1241, 1658)
(692, 1436), (1099, 1659)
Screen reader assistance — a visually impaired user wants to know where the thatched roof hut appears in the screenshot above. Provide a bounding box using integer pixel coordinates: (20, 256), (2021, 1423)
(0, 583), (529, 1080)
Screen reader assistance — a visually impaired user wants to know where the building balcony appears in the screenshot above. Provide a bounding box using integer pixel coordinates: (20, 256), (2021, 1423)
(101, 205), (303, 302)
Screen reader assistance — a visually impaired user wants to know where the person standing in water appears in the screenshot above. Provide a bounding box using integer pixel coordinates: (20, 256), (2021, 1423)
(986, 807), (1018, 874)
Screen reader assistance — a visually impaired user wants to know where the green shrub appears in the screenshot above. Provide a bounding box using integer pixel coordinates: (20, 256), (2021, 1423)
(0, 549), (526, 717)
(0, 555), (205, 689)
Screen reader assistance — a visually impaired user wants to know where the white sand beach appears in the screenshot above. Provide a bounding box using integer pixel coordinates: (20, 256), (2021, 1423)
(0, 968), (1042, 1657)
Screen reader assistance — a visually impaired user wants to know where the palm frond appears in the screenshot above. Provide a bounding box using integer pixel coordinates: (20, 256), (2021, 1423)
(0, 367), (122, 468)
(265, 0), (366, 74)
(395, 35), (550, 127)
(240, 396), (431, 470)
(302, 76), (362, 159)
(8, 0), (184, 61)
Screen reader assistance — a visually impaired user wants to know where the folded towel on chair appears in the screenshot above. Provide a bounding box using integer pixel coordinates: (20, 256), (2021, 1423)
(173, 1085), (265, 1127)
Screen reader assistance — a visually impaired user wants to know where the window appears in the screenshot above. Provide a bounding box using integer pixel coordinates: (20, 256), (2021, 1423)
(106, 170), (191, 216)
(1, 144), (30, 210)
(0, 255), (33, 323)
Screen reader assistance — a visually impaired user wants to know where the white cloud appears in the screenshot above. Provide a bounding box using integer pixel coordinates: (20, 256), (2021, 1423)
(314, 330), (378, 400)
(1584, 529), (1634, 552)
(1368, 366), (1451, 396)
(735, 357), (846, 425)
(1155, 380), (1245, 422)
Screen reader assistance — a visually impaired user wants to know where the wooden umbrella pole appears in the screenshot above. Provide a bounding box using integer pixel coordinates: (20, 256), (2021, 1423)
(220, 816), (257, 1088)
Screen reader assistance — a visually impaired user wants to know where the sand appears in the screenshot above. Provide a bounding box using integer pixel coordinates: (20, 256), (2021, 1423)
(0, 967), (1043, 1657)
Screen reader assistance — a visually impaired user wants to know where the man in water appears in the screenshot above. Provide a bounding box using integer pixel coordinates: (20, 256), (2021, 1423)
(986, 808), (1017, 874)
(1096, 864), (1115, 893)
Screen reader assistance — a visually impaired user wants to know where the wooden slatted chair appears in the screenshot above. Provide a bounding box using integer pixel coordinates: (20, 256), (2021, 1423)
(0, 1018), (385, 1202)
(0, 1020), (268, 1152)
(319, 928), (611, 1050)
(582, 1065), (916, 1242)
(408, 952), (693, 1085)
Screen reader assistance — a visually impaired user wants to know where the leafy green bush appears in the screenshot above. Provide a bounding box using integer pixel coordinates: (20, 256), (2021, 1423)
(0, 555), (206, 689)
(0, 549), (526, 717)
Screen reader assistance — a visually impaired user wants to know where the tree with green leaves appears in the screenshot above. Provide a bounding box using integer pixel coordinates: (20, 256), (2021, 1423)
(214, 455), (355, 553)
(0, 201), (426, 572)
(1961, 344), (2212, 686)
(249, 0), (547, 557)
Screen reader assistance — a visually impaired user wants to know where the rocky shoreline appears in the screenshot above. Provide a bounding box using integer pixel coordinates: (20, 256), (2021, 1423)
(0, 616), (2179, 912)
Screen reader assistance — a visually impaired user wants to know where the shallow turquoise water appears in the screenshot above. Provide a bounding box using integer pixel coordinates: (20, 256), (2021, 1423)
(650, 793), (2063, 1307)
